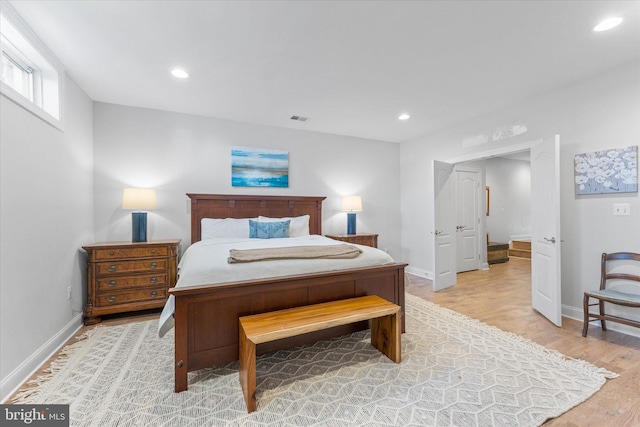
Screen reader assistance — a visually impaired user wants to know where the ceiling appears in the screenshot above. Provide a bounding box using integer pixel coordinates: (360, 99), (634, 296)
(7, 0), (640, 143)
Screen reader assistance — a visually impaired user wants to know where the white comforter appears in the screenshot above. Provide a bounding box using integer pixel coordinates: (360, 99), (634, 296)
(158, 235), (395, 336)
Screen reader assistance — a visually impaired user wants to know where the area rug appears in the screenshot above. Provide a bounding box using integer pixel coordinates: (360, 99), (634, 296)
(12, 294), (617, 426)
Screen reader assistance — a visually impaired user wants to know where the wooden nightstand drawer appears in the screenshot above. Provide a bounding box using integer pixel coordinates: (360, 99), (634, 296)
(96, 259), (167, 275)
(351, 235), (378, 247)
(325, 233), (378, 248)
(97, 273), (167, 291)
(94, 246), (169, 260)
(97, 287), (168, 306)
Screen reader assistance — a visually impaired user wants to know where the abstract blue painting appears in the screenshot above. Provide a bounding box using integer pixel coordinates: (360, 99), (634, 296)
(574, 145), (637, 194)
(231, 146), (289, 187)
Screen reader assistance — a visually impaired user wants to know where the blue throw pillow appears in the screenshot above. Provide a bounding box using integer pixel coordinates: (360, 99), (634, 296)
(249, 220), (290, 239)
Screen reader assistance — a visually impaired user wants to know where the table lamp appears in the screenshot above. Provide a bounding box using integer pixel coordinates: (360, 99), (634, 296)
(342, 195), (362, 235)
(122, 188), (157, 242)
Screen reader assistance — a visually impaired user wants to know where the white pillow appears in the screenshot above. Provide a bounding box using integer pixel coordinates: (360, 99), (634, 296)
(258, 215), (310, 237)
(201, 218), (257, 239)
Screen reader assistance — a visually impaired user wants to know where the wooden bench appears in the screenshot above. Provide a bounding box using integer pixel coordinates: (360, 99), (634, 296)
(583, 252), (640, 337)
(238, 295), (401, 413)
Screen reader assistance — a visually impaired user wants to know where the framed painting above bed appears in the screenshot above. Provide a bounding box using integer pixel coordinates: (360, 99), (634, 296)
(231, 147), (289, 188)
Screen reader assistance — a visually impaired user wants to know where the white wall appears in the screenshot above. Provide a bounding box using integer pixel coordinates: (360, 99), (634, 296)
(400, 62), (640, 326)
(485, 158), (531, 243)
(92, 103), (402, 256)
(0, 76), (94, 399)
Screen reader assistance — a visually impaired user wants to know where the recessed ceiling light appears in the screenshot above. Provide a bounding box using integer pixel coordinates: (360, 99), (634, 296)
(594, 17), (623, 32)
(171, 69), (189, 79)
(398, 114), (410, 120)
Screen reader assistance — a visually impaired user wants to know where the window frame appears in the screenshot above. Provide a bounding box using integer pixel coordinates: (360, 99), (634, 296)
(0, 2), (65, 130)
(1, 48), (35, 101)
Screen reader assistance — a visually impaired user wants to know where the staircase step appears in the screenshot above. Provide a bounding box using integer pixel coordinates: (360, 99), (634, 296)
(509, 248), (531, 259)
(512, 240), (531, 250)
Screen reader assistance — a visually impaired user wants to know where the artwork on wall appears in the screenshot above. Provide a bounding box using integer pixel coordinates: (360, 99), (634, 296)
(574, 146), (637, 195)
(231, 146), (289, 187)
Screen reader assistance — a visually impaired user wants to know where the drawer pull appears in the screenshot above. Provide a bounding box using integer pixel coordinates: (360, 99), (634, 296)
(150, 262), (157, 269)
(150, 291), (158, 297)
(109, 251), (115, 256)
(108, 280), (116, 287)
(108, 265), (117, 272)
(151, 249), (156, 254)
(150, 277), (158, 283)
(108, 296), (117, 302)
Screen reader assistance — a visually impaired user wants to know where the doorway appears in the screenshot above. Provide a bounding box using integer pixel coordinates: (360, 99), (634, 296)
(432, 137), (562, 326)
(475, 153), (531, 263)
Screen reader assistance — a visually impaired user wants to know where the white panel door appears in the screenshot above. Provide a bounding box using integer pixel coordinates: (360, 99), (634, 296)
(433, 160), (456, 291)
(531, 136), (562, 326)
(455, 169), (480, 273)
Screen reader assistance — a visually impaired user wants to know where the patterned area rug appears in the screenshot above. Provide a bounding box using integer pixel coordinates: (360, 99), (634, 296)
(13, 294), (617, 426)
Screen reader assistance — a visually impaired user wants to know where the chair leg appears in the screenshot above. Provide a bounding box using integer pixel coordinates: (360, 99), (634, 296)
(599, 300), (607, 331)
(582, 294), (589, 337)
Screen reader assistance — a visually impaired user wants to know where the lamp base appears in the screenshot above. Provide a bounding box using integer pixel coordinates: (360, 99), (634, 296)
(347, 212), (357, 235)
(132, 212), (147, 242)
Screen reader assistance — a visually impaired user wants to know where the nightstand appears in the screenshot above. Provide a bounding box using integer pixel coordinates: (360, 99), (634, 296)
(325, 233), (378, 248)
(82, 239), (180, 325)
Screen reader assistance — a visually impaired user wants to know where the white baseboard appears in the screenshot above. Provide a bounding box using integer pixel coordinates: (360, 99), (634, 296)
(562, 303), (582, 323)
(562, 304), (640, 339)
(0, 313), (84, 403)
(405, 266), (432, 280)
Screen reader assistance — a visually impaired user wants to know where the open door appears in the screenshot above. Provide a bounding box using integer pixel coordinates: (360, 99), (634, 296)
(433, 160), (456, 291)
(531, 135), (562, 326)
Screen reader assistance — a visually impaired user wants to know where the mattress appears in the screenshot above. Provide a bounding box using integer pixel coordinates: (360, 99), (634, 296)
(158, 235), (395, 336)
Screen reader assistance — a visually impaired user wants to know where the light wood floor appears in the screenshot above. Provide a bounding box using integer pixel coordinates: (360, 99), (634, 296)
(9, 258), (640, 426)
(406, 257), (640, 427)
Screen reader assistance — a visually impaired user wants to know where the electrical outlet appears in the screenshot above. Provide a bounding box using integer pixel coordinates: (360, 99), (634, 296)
(613, 203), (631, 216)
(67, 286), (72, 300)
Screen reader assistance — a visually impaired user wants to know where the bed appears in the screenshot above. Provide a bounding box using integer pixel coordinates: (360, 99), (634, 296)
(165, 194), (407, 392)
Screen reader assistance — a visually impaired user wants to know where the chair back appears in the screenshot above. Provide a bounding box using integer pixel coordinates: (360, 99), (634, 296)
(600, 252), (640, 290)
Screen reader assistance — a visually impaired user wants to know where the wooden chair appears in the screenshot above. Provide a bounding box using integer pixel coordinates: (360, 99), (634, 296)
(582, 252), (640, 337)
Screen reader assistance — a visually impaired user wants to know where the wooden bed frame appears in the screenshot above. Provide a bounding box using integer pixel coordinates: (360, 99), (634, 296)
(170, 194), (407, 392)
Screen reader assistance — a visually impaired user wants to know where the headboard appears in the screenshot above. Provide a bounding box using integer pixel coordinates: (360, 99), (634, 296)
(187, 194), (326, 244)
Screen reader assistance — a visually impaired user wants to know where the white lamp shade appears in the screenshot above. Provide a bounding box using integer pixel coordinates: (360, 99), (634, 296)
(341, 195), (362, 212)
(122, 188), (157, 210)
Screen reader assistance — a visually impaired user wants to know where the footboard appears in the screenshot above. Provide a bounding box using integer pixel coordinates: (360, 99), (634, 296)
(170, 263), (407, 392)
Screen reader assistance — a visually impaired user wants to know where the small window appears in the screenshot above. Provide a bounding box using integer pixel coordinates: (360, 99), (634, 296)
(0, 4), (63, 129)
(2, 50), (34, 100)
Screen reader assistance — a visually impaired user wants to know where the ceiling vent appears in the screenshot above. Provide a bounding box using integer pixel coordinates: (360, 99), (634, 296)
(290, 115), (308, 121)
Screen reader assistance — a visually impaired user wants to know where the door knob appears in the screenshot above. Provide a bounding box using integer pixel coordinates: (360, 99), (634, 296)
(544, 237), (556, 243)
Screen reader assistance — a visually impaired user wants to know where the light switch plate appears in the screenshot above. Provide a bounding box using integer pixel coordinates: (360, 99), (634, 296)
(613, 203), (631, 216)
